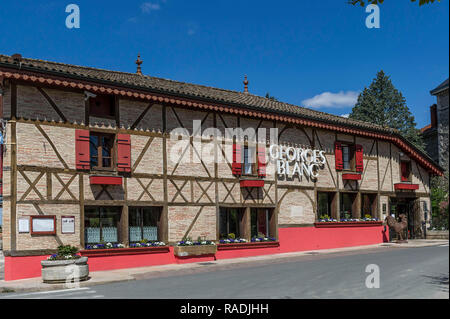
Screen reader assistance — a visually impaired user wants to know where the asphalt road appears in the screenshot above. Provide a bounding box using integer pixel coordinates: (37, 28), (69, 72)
(1, 245), (448, 299)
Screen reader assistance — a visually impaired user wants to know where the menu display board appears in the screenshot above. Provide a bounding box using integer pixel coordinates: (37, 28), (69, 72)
(61, 216), (75, 234)
(30, 216), (56, 235)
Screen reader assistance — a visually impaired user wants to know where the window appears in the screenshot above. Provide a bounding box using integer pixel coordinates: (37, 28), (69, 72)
(250, 208), (272, 238)
(129, 207), (161, 242)
(89, 94), (115, 118)
(342, 144), (355, 170)
(243, 145), (256, 175)
(400, 161), (411, 182)
(219, 208), (244, 239)
(361, 193), (378, 218)
(317, 192), (333, 219)
(340, 193), (356, 219)
(90, 132), (114, 170)
(84, 207), (121, 244)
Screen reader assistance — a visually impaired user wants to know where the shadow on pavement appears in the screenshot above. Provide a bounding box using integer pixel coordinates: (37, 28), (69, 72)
(423, 273), (449, 293)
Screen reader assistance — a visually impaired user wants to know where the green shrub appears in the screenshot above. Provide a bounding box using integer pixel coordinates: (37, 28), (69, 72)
(57, 245), (78, 256)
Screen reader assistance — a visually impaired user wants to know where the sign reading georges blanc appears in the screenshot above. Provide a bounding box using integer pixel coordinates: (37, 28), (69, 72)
(269, 144), (326, 179)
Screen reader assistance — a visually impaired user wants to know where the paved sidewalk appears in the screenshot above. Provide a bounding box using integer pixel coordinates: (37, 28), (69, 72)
(1, 239), (448, 294)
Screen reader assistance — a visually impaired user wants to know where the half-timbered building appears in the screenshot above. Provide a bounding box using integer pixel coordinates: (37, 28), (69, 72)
(0, 53), (443, 280)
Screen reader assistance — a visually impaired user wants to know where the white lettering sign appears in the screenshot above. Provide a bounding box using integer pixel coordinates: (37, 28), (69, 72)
(269, 144), (326, 180)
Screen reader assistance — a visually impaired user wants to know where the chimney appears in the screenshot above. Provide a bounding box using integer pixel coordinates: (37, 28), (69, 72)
(11, 53), (22, 63)
(243, 75), (249, 94)
(430, 104), (437, 128)
(135, 54), (143, 75)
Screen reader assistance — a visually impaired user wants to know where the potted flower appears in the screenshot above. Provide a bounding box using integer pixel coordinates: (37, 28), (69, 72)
(85, 242), (125, 250)
(174, 236), (217, 257)
(41, 245), (89, 284)
(319, 214), (331, 222)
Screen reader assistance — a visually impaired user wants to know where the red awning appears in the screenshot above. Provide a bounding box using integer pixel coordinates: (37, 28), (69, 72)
(342, 173), (362, 180)
(240, 180), (264, 188)
(394, 183), (419, 190)
(89, 176), (123, 186)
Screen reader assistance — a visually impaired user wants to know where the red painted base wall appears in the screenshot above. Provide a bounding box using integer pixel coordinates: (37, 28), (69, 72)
(3, 225), (388, 281)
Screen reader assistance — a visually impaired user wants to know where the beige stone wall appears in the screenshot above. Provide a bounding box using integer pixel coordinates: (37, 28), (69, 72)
(168, 206), (216, 242)
(16, 122), (76, 169)
(278, 189), (315, 225)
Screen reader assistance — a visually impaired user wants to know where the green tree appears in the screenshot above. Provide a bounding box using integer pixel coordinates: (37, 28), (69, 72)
(430, 173), (449, 230)
(349, 0), (439, 6)
(349, 70), (425, 151)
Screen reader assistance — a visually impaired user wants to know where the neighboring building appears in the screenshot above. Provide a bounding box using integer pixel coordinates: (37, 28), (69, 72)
(422, 78), (449, 173)
(0, 54), (443, 281)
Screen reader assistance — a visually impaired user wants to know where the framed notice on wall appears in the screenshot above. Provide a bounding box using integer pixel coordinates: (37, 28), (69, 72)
(18, 217), (30, 233)
(61, 216), (75, 234)
(30, 216), (56, 235)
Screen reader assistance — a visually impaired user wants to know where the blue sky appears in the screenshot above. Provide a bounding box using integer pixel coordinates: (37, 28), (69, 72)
(0, 0), (448, 128)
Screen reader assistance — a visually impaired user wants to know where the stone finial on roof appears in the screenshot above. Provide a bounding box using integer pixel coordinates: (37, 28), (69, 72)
(135, 54), (143, 75)
(243, 75), (249, 94)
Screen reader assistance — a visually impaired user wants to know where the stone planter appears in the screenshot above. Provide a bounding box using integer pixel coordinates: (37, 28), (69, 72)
(41, 257), (89, 284)
(174, 245), (217, 257)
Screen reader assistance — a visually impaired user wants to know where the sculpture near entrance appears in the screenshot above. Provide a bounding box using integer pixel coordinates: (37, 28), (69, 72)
(385, 214), (408, 242)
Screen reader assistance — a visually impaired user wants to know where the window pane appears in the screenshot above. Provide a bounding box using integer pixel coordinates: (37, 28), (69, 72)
(100, 207), (120, 243)
(129, 208), (142, 242)
(343, 146), (350, 170)
(251, 209), (258, 237)
(219, 209), (228, 239)
(228, 209), (239, 238)
(244, 147), (253, 175)
(129, 207), (159, 242)
(340, 193), (353, 219)
(142, 207), (158, 241)
(101, 136), (112, 167)
(251, 208), (268, 238)
(85, 207), (100, 244)
(318, 193), (329, 217)
(89, 135), (99, 167)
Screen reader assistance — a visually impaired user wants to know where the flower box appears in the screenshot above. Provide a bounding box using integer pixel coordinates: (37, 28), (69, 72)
(174, 245), (217, 257)
(217, 241), (279, 251)
(80, 246), (170, 257)
(314, 221), (383, 228)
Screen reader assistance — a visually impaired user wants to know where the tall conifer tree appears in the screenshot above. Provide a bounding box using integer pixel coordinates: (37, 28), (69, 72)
(350, 70), (425, 151)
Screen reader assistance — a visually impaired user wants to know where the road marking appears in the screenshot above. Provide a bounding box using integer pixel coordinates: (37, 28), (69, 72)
(28, 289), (97, 299)
(0, 287), (90, 298)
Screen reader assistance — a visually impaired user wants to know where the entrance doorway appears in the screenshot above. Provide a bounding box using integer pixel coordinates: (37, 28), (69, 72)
(389, 197), (420, 240)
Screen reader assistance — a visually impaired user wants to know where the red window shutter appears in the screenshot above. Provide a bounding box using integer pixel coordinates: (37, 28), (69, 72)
(117, 134), (131, 172)
(335, 142), (343, 170)
(75, 130), (90, 170)
(355, 144), (364, 172)
(257, 146), (266, 178)
(232, 143), (242, 176)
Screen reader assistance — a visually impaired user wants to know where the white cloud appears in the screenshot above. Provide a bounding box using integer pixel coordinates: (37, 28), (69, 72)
(340, 113), (350, 118)
(141, 2), (161, 13)
(302, 91), (359, 109)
